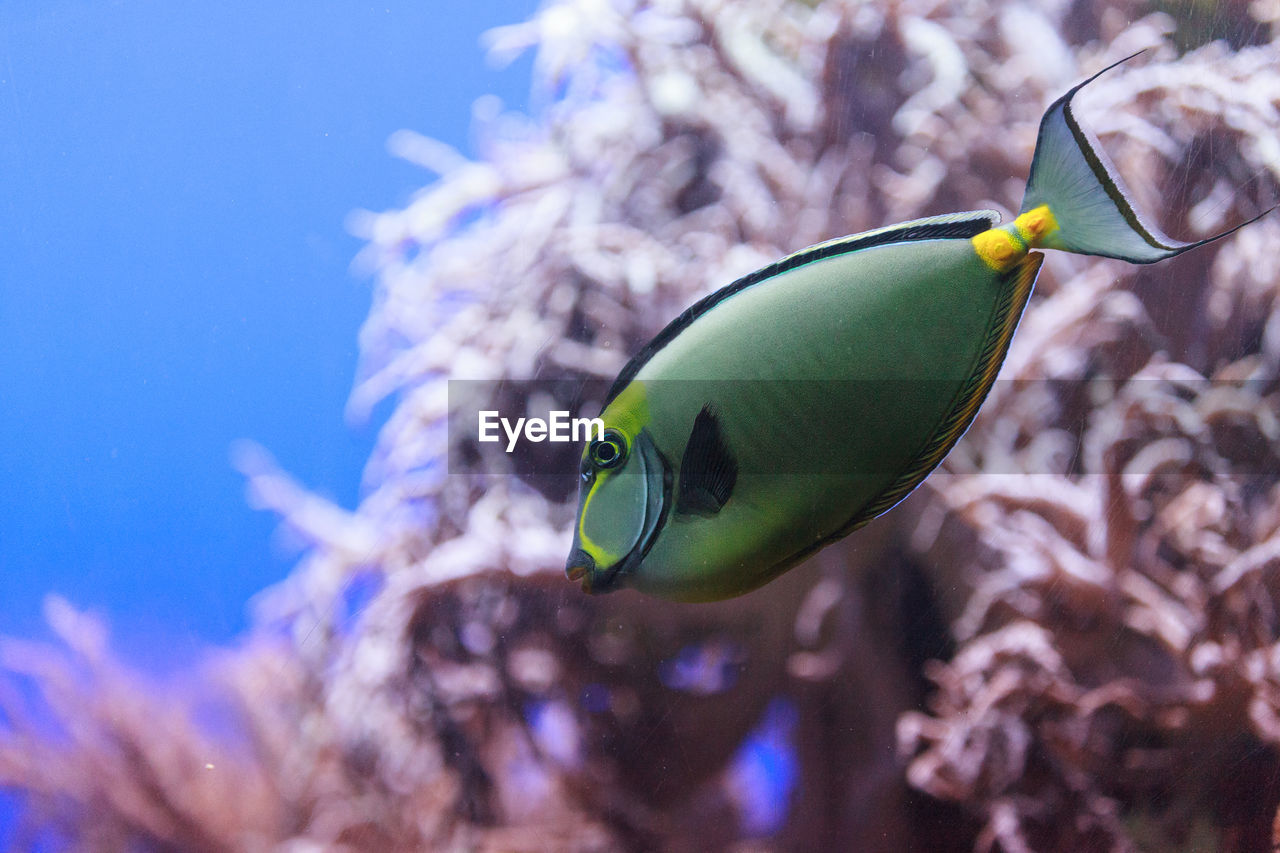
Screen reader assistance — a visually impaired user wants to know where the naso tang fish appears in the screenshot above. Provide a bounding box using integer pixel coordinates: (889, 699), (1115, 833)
(565, 54), (1272, 602)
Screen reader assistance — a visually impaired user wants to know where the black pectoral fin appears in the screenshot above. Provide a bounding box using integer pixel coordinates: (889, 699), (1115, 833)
(676, 405), (738, 516)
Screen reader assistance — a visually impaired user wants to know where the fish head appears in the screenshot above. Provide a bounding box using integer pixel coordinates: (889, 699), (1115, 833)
(566, 384), (670, 593)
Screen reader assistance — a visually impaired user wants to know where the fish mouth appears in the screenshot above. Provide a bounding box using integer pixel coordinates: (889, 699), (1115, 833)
(565, 548), (595, 593)
(566, 430), (671, 595)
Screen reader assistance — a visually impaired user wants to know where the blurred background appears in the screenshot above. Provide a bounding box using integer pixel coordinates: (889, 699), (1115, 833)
(0, 2), (535, 667)
(0, 0), (534, 840)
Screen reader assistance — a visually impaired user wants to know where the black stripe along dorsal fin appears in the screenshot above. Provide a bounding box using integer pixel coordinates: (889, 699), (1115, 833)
(603, 210), (1001, 405)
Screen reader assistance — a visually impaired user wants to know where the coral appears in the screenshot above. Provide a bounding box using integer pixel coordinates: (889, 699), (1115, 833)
(0, 598), (293, 851)
(3, 0), (1280, 850)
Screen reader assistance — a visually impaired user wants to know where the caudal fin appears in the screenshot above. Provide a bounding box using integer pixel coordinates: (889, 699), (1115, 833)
(1020, 51), (1272, 264)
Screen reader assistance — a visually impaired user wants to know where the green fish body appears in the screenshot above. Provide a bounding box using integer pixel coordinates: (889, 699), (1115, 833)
(566, 55), (1270, 602)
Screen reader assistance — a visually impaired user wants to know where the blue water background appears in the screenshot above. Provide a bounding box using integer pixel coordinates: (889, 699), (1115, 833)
(0, 0), (535, 840)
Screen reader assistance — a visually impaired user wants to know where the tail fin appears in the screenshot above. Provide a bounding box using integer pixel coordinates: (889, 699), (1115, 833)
(1020, 51), (1272, 264)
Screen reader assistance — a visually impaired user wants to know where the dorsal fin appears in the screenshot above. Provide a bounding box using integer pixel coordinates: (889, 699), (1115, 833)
(676, 405), (738, 516)
(605, 210), (1001, 405)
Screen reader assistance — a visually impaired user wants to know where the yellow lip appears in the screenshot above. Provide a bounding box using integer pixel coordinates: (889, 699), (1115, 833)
(565, 553), (594, 593)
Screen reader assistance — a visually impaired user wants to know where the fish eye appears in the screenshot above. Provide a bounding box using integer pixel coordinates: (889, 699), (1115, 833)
(589, 429), (627, 469)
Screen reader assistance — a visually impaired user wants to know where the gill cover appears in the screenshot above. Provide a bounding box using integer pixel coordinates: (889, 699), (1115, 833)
(567, 426), (670, 593)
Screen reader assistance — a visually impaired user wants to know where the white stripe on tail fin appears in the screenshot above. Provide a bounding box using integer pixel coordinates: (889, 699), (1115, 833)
(1020, 51), (1272, 264)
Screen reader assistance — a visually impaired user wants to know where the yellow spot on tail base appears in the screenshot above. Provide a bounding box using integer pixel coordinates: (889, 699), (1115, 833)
(1014, 204), (1059, 247)
(972, 228), (1025, 272)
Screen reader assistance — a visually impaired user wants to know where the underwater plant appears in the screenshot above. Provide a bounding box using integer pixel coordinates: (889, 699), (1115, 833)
(4, 0), (1280, 850)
